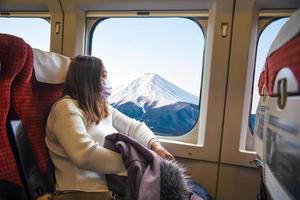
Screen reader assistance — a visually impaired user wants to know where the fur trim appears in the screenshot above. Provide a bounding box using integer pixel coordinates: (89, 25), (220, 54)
(160, 159), (191, 200)
(124, 159), (192, 200)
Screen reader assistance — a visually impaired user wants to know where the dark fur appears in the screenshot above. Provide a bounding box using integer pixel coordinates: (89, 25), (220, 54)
(160, 159), (191, 200)
(124, 159), (191, 200)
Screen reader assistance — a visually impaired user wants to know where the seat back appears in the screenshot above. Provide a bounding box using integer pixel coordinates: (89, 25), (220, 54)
(7, 120), (49, 199)
(264, 34), (300, 96)
(255, 8), (300, 200)
(11, 43), (64, 195)
(0, 33), (28, 199)
(263, 33), (300, 200)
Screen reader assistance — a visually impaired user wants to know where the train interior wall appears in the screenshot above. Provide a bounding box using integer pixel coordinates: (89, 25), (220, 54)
(1, 0), (300, 199)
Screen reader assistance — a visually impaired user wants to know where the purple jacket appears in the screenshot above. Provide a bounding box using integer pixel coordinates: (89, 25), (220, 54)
(104, 133), (202, 200)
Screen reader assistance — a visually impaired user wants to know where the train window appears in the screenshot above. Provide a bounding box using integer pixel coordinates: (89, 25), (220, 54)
(0, 17), (50, 51)
(89, 17), (205, 142)
(248, 17), (289, 150)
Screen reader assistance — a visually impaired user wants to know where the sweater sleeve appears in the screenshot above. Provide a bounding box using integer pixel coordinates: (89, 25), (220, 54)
(50, 102), (127, 174)
(111, 106), (159, 148)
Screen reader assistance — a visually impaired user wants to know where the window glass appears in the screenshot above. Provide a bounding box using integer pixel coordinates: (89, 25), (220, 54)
(249, 18), (288, 131)
(91, 18), (204, 136)
(0, 17), (50, 51)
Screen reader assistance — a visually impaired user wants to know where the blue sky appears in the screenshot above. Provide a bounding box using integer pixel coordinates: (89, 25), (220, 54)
(91, 18), (204, 96)
(0, 18), (50, 51)
(0, 17), (288, 101)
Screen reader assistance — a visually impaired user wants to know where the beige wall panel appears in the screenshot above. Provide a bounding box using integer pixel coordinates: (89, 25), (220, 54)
(178, 158), (218, 198)
(60, 0), (86, 57)
(62, 11), (85, 57)
(220, 0), (259, 167)
(66, 0), (213, 10)
(256, 0), (300, 8)
(217, 164), (260, 200)
(48, 0), (63, 54)
(0, 0), (48, 11)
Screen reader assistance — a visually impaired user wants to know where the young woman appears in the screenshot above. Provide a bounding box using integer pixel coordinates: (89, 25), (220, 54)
(45, 55), (174, 200)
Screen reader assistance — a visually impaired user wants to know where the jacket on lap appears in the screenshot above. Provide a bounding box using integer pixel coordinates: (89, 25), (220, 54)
(103, 133), (202, 200)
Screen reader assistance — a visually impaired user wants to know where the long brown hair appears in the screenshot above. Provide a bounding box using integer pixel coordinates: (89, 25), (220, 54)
(64, 55), (108, 123)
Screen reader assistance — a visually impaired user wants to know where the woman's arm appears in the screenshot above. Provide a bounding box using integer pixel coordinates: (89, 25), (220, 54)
(111, 106), (174, 159)
(111, 106), (158, 147)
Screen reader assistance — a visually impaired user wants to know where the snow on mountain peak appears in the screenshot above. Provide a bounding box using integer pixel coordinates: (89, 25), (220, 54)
(109, 73), (199, 108)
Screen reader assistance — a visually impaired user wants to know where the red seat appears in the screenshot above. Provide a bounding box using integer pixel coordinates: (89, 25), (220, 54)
(0, 33), (27, 188)
(265, 35), (300, 96)
(258, 35), (300, 97)
(255, 10), (300, 199)
(11, 44), (64, 183)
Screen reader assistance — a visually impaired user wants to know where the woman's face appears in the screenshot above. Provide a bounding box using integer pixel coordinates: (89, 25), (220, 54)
(101, 67), (107, 80)
(100, 67), (112, 99)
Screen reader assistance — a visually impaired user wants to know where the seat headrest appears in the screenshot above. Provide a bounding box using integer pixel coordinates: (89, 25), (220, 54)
(268, 8), (300, 56)
(33, 48), (70, 84)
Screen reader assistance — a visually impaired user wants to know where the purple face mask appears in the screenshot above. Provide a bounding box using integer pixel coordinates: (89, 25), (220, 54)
(101, 79), (112, 100)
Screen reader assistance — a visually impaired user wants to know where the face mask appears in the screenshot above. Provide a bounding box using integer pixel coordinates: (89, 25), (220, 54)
(101, 79), (112, 100)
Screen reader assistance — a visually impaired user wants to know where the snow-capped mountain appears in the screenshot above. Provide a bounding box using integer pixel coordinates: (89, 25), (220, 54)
(109, 73), (200, 136)
(109, 73), (199, 109)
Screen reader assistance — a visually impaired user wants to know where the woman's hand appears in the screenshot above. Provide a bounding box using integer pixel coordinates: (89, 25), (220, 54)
(151, 141), (174, 160)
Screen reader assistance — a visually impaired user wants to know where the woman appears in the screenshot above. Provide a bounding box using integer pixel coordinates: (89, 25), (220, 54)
(45, 55), (174, 200)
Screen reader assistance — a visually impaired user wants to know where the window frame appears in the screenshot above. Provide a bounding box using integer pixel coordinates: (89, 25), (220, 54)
(248, 14), (291, 121)
(243, 13), (292, 153)
(85, 11), (214, 160)
(221, 8), (293, 168)
(85, 11), (208, 54)
(0, 11), (64, 54)
(0, 12), (51, 51)
(0, 12), (51, 31)
(0, 12), (50, 18)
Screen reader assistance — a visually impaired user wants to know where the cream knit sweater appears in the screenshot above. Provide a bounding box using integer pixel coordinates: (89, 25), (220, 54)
(45, 96), (158, 192)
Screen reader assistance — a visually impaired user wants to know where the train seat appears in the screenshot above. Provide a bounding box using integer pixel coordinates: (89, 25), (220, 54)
(254, 8), (300, 200)
(260, 8), (300, 97)
(0, 33), (28, 200)
(9, 41), (68, 199)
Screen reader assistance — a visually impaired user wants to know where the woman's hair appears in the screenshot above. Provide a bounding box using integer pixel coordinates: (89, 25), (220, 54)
(64, 55), (108, 123)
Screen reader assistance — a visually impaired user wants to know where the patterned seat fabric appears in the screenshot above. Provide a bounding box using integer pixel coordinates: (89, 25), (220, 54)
(11, 43), (64, 190)
(0, 34), (28, 199)
(260, 34), (300, 96)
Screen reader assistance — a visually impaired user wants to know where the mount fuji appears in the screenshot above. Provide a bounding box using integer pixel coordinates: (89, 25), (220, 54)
(109, 73), (200, 135)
